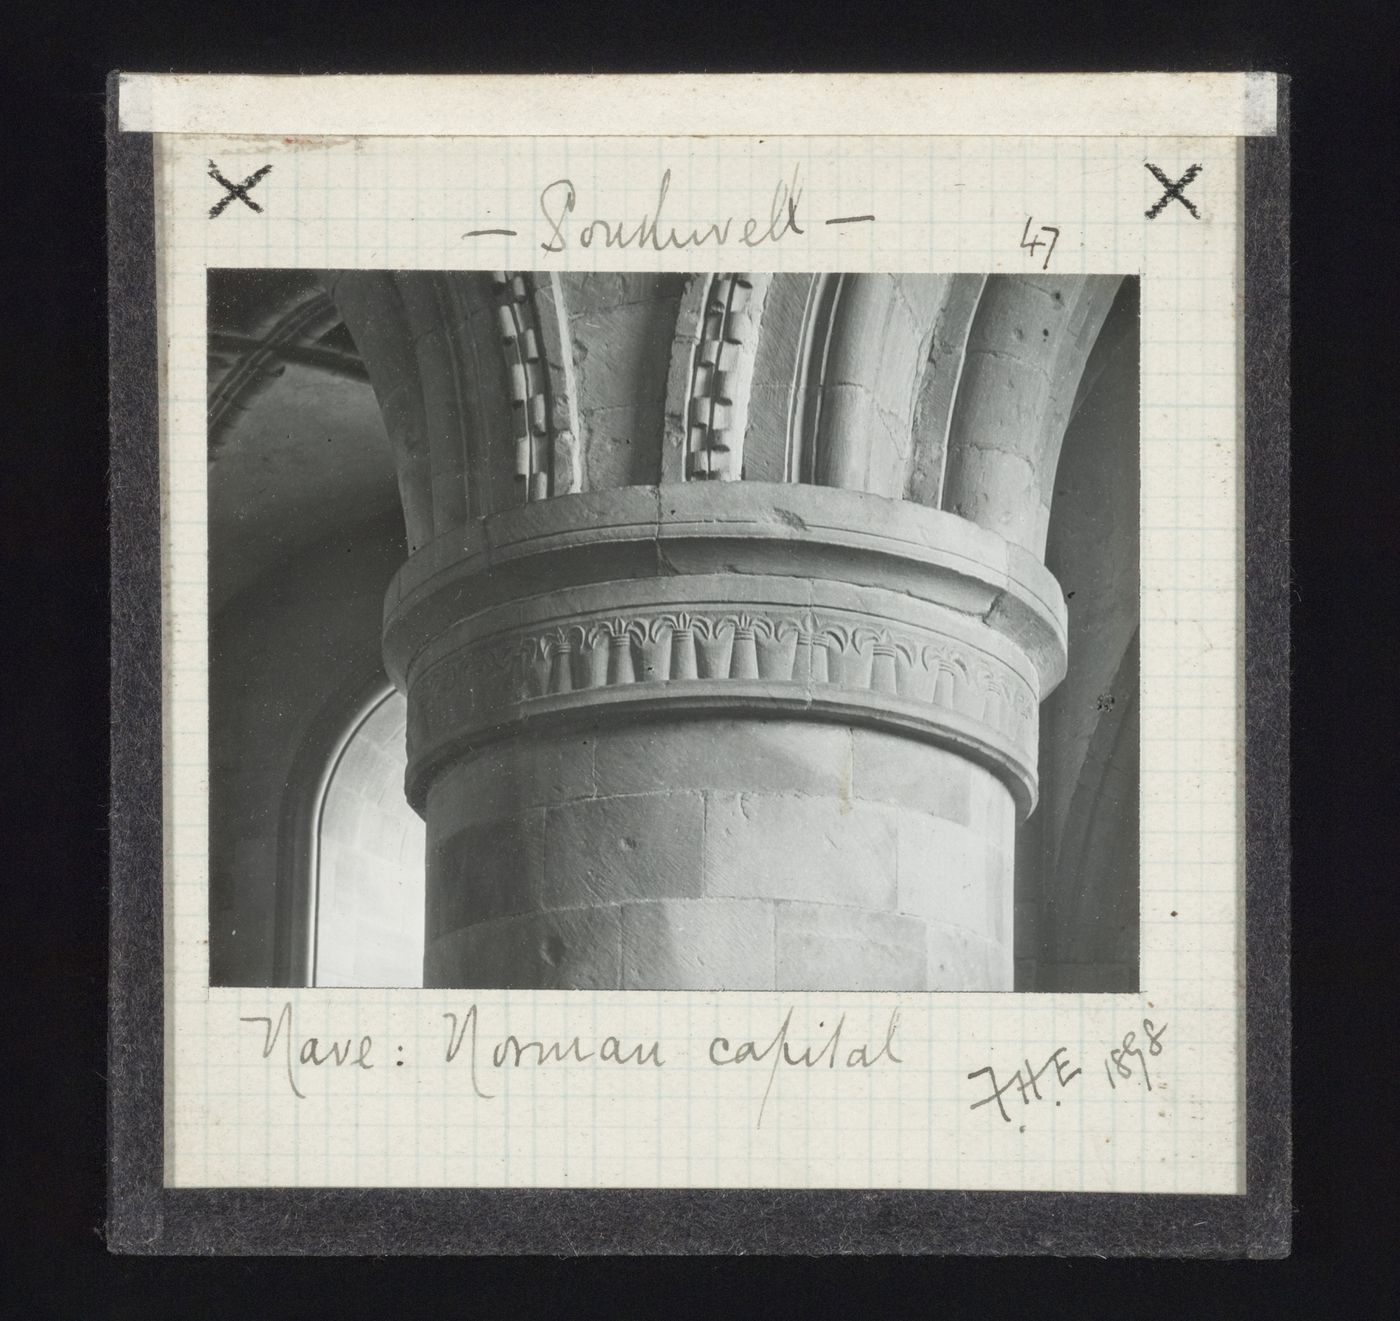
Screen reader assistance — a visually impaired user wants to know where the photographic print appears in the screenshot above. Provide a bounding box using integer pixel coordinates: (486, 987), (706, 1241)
(108, 73), (1288, 1252)
(206, 268), (1140, 995)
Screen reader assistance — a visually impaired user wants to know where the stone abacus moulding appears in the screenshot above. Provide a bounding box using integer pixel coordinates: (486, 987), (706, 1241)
(383, 483), (1067, 817)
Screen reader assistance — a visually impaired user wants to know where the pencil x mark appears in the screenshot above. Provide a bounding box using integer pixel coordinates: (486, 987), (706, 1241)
(1144, 163), (1202, 220)
(208, 161), (273, 218)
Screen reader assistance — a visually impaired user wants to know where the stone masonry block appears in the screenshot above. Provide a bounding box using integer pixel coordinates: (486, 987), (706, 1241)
(946, 446), (1041, 548)
(620, 898), (776, 990)
(543, 792), (705, 910)
(851, 729), (976, 824)
(965, 766), (1017, 838)
(427, 809), (544, 938)
(925, 921), (1011, 992)
(592, 719), (852, 800)
(988, 848), (1014, 945)
(425, 905), (622, 989)
(424, 733), (595, 840)
(895, 814), (1001, 939)
(773, 901), (926, 992)
(703, 792), (897, 910)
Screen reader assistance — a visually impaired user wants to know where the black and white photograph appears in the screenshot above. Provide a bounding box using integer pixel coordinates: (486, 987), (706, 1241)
(208, 267), (1140, 994)
(96, 69), (1296, 1258)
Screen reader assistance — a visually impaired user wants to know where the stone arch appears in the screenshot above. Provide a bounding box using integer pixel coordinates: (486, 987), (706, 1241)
(796, 273), (960, 497)
(561, 270), (687, 492)
(207, 271), (353, 447)
(258, 629), (398, 987)
(690, 272), (979, 495)
(942, 273), (1123, 556)
(740, 271), (820, 483)
(661, 273), (772, 482)
(319, 271), (444, 551)
(323, 270), (583, 549)
(905, 274), (986, 508)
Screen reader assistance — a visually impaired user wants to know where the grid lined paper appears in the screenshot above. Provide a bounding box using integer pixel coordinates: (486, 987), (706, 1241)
(157, 131), (1244, 1192)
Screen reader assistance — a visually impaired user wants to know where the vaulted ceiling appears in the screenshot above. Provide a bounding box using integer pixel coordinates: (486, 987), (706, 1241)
(207, 269), (401, 617)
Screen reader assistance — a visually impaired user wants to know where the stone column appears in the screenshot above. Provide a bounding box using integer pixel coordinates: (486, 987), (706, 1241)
(325, 270), (1112, 992)
(382, 484), (1061, 991)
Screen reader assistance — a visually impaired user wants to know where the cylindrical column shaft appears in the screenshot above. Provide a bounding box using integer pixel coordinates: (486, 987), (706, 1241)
(424, 720), (1015, 991)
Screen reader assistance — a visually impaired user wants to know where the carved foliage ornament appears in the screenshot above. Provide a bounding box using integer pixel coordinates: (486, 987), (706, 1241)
(409, 608), (1036, 753)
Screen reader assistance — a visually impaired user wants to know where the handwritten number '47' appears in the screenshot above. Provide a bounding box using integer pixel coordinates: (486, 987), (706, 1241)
(1020, 217), (1059, 271)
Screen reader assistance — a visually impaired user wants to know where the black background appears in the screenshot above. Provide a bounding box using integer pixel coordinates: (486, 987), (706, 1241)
(8, 1), (1397, 1315)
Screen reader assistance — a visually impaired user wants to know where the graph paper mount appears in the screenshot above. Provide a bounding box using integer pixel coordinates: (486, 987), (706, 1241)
(106, 74), (1290, 1257)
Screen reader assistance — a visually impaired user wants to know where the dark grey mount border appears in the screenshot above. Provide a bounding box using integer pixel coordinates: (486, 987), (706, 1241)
(106, 75), (1290, 1256)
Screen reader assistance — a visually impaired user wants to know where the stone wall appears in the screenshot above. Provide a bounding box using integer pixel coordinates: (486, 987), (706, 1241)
(208, 518), (403, 984)
(1034, 279), (1142, 990)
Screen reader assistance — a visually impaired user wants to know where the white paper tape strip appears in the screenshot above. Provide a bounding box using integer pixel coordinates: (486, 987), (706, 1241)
(118, 72), (1278, 138)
